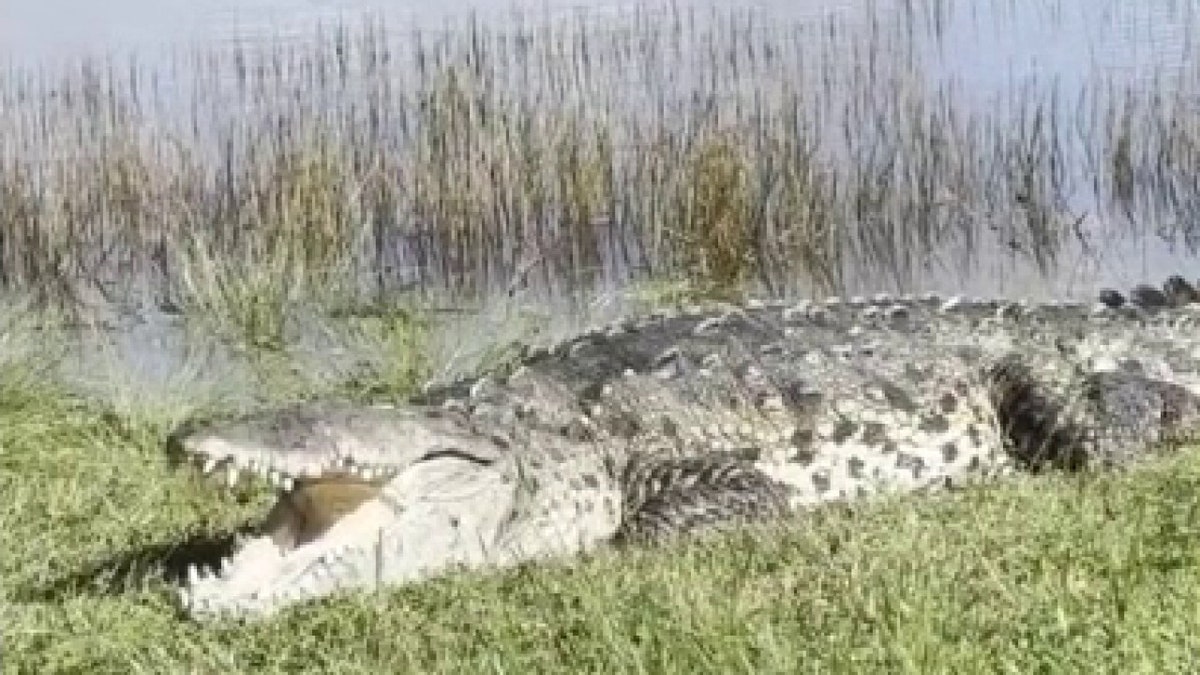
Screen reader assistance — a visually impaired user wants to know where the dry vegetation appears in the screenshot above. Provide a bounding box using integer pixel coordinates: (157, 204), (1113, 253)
(2, 4), (1198, 341)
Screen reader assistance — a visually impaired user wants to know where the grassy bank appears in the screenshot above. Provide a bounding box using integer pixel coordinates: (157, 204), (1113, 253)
(5, 375), (1200, 673)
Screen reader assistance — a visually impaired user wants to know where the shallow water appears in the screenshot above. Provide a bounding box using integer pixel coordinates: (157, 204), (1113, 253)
(4, 1), (1192, 81)
(5, 0), (1200, 399)
(4, 0), (1196, 295)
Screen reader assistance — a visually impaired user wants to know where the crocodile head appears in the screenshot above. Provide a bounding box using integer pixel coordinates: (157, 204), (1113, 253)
(167, 403), (525, 620)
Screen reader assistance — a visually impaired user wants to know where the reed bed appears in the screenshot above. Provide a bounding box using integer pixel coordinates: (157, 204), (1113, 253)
(0, 2), (1198, 337)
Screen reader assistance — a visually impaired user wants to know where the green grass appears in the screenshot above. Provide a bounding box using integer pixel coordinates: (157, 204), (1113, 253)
(6, 379), (1200, 673)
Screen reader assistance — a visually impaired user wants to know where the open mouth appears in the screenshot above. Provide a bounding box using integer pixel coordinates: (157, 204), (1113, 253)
(163, 402), (526, 620)
(168, 427), (397, 613)
(168, 413), (397, 548)
(258, 474), (387, 551)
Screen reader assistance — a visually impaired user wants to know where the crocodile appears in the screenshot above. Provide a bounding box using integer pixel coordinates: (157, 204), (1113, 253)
(169, 275), (1200, 620)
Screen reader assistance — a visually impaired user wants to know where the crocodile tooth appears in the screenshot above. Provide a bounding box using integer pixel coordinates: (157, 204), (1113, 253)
(282, 476), (295, 492)
(202, 458), (219, 474)
(187, 564), (202, 586)
(226, 465), (239, 488)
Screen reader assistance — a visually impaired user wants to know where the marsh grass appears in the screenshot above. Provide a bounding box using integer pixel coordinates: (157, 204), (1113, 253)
(2, 3), (1199, 348)
(6, 367), (1200, 672)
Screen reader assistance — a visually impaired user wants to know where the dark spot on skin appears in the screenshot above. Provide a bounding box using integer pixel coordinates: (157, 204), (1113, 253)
(967, 456), (982, 472)
(792, 428), (814, 448)
(579, 382), (606, 404)
(847, 456), (866, 479)
(606, 411), (643, 438)
(562, 421), (592, 442)
(966, 424), (982, 447)
(781, 384), (823, 412)
(862, 422), (888, 446)
(880, 382), (918, 412)
(582, 473), (600, 489)
(449, 516), (460, 528)
(513, 403), (536, 422)
(941, 442), (959, 463)
(792, 449), (816, 466)
(896, 452), (926, 478)
(753, 392), (777, 410)
(856, 485), (870, 499)
(831, 419), (858, 444)
(939, 393), (958, 414)
(918, 414), (950, 434)
(881, 440), (898, 454)
(660, 417), (680, 438)
(812, 470), (831, 493)
(733, 447), (763, 461)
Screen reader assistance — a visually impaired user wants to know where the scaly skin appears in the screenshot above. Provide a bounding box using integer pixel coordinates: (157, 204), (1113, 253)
(169, 276), (1200, 620)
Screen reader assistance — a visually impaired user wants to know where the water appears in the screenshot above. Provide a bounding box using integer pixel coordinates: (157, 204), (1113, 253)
(4, 1), (1194, 86)
(5, 0), (1200, 400)
(4, 1), (1197, 297)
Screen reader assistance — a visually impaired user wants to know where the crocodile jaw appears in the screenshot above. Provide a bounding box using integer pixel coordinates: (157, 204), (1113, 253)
(169, 404), (535, 620)
(181, 457), (523, 620)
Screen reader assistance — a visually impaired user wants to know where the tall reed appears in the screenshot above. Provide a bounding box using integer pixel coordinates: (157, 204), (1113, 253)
(0, 2), (1196, 333)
